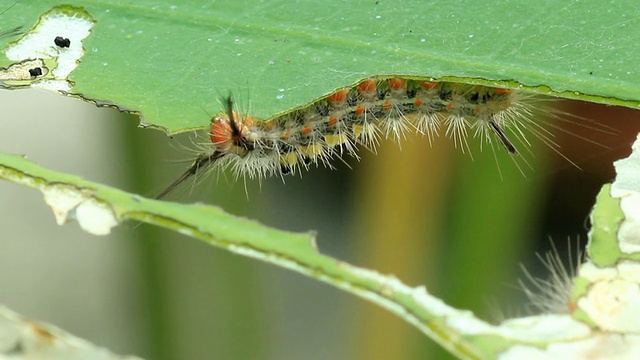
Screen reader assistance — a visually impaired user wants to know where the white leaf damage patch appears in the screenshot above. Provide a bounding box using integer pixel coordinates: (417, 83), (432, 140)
(577, 261), (640, 333)
(42, 185), (118, 236)
(499, 334), (640, 360)
(611, 132), (640, 254)
(4, 6), (94, 91)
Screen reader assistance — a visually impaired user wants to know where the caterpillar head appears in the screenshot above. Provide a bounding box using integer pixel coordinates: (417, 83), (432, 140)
(209, 111), (255, 157)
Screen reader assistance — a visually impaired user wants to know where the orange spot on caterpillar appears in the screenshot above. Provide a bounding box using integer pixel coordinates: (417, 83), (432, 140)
(358, 80), (377, 93)
(327, 89), (348, 103)
(388, 77), (405, 89)
(419, 81), (438, 90)
(414, 99), (423, 107)
(495, 88), (512, 94)
(382, 99), (391, 111)
(261, 120), (275, 130)
(328, 116), (338, 126)
(302, 127), (312, 135)
(354, 105), (368, 116)
(210, 117), (232, 146)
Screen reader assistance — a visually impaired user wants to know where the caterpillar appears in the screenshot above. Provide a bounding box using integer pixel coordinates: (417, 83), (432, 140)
(155, 77), (602, 200)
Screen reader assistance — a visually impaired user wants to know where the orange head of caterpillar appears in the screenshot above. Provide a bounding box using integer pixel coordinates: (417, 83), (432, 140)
(209, 111), (255, 157)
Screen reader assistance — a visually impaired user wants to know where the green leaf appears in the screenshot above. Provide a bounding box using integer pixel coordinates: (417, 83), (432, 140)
(587, 185), (624, 267)
(2, 0), (640, 135)
(0, 152), (495, 359)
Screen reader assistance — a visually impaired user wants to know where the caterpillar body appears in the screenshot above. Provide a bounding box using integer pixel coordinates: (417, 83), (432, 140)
(156, 77), (591, 200)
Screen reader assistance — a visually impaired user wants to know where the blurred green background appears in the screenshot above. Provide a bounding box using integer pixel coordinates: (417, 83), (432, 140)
(1, 88), (639, 359)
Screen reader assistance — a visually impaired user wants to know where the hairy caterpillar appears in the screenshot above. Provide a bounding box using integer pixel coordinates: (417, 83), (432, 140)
(156, 77), (606, 200)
